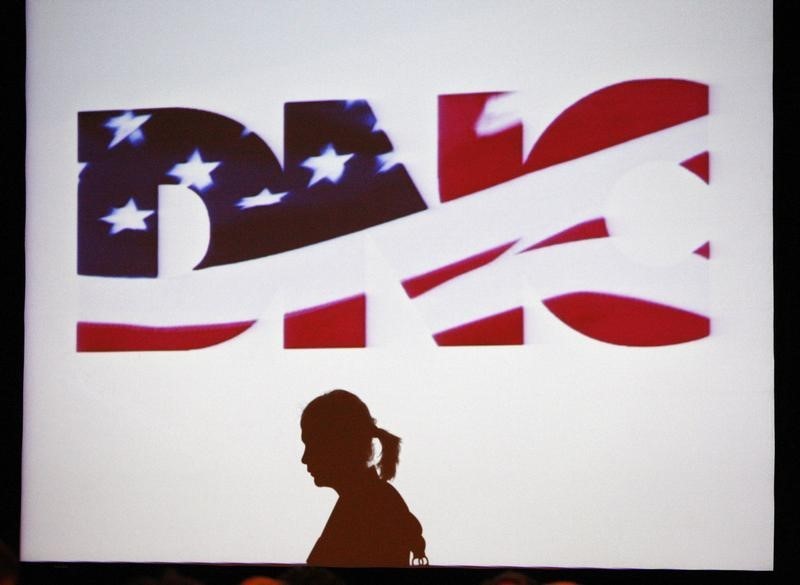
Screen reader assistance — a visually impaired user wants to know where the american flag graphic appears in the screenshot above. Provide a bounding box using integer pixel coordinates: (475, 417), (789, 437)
(77, 78), (711, 351)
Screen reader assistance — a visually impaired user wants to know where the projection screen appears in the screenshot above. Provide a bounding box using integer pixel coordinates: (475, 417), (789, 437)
(24, 0), (773, 569)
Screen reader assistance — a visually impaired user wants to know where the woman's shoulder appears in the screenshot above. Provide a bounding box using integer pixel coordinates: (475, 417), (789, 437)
(366, 478), (423, 539)
(362, 472), (411, 511)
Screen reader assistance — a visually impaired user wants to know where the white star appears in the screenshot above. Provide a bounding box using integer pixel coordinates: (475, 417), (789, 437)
(301, 144), (354, 187)
(376, 151), (401, 173)
(168, 149), (221, 192)
(105, 111), (151, 149)
(237, 187), (289, 209)
(100, 198), (154, 235)
(78, 162), (88, 179)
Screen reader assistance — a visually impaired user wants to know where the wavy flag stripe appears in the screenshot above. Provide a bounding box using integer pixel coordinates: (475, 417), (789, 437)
(284, 294), (367, 349)
(543, 292), (710, 346)
(680, 151), (710, 184)
(77, 321), (256, 352)
(402, 240), (518, 299)
(519, 218), (609, 253)
(433, 307), (525, 346)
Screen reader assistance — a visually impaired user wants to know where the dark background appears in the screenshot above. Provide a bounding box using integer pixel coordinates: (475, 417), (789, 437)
(2, 2), (793, 583)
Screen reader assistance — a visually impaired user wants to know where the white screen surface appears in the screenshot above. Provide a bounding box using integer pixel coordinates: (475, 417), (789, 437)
(24, 0), (773, 568)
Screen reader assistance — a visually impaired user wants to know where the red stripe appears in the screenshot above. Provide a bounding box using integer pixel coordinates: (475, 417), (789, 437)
(402, 240), (518, 299)
(434, 307), (524, 346)
(525, 79), (709, 173)
(438, 92), (522, 202)
(438, 79), (709, 202)
(543, 292), (709, 346)
(520, 218), (609, 253)
(680, 151), (710, 183)
(693, 241), (711, 259)
(77, 320), (256, 351)
(284, 294), (366, 349)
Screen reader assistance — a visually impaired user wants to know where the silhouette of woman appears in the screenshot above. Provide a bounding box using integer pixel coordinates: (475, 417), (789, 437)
(300, 389), (427, 567)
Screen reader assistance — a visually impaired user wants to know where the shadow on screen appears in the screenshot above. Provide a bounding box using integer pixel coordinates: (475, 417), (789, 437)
(300, 389), (427, 567)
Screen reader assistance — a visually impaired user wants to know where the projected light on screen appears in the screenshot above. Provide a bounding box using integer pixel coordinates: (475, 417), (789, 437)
(23, 0), (773, 570)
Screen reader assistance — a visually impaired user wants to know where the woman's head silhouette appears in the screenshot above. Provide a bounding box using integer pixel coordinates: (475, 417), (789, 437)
(300, 389), (399, 490)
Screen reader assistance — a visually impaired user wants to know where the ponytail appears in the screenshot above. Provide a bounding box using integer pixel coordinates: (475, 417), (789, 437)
(373, 426), (401, 481)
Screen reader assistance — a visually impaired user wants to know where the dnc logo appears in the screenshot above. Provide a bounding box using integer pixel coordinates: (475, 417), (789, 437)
(77, 78), (711, 351)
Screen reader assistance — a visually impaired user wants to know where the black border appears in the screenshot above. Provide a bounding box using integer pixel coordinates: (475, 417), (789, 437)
(1, 0), (25, 562)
